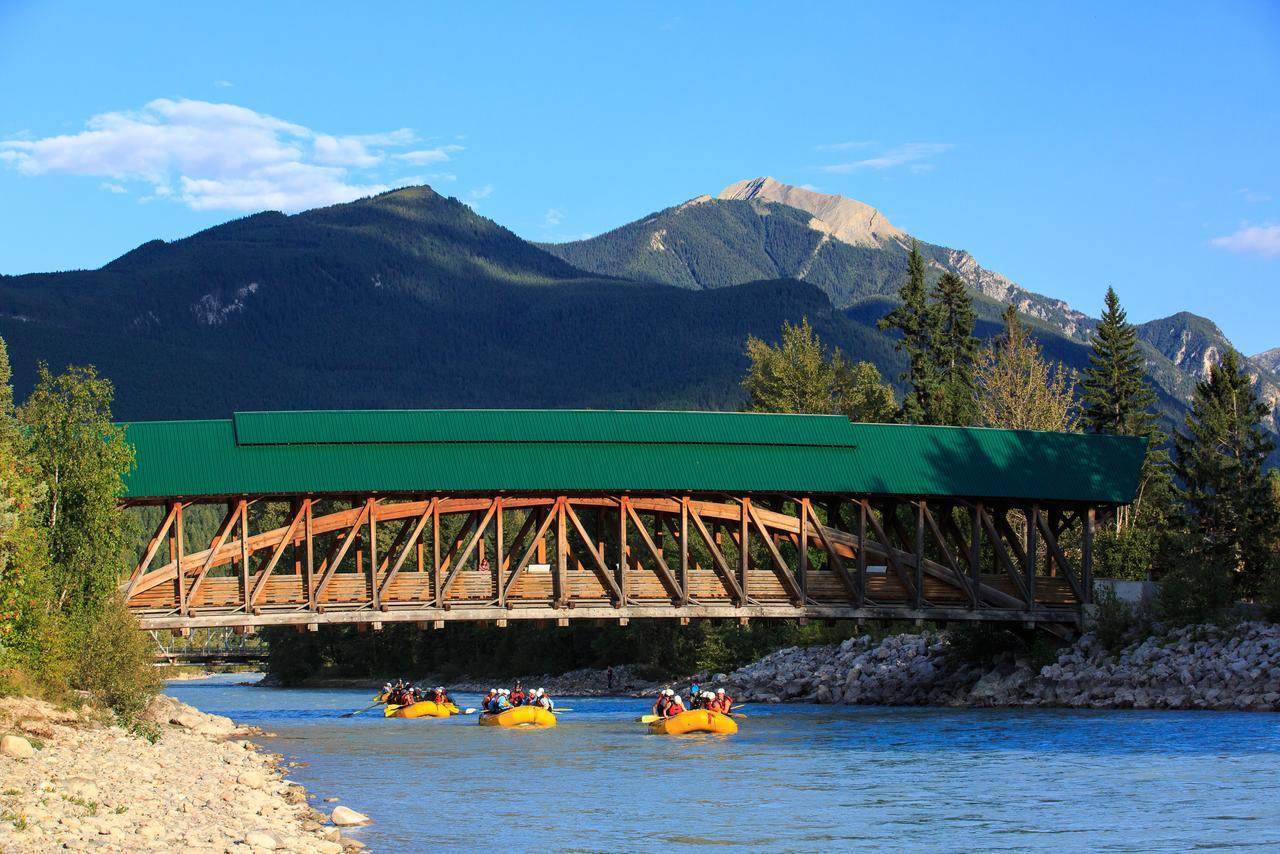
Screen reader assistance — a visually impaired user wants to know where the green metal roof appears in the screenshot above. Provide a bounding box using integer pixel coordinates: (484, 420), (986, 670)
(119, 409), (1146, 504)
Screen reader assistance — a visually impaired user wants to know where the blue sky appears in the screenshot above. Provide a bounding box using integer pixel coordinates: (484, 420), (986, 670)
(1, 1), (1278, 353)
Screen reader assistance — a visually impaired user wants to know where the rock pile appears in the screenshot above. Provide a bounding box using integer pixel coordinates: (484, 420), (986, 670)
(1, 694), (372, 852)
(719, 622), (1280, 712)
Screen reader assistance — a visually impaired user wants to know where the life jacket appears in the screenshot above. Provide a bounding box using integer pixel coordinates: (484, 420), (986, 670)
(510, 691), (525, 705)
(665, 702), (684, 717)
(653, 697), (670, 715)
(495, 697), (512, 711)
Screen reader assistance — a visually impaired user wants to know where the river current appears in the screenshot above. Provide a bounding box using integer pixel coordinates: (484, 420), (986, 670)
(167, 674), (1280, 852)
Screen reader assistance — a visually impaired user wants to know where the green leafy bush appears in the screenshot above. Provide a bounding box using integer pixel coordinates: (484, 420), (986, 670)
(74, 595), (159, 723)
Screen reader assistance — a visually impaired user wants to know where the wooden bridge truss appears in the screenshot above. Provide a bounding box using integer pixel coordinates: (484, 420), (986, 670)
(124, 492), (1098, 633)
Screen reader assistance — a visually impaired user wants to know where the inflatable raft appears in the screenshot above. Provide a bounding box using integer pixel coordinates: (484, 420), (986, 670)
(384, 700), (458, 719)
(478, 706), (557, 728)
(647, 709), (738, 735)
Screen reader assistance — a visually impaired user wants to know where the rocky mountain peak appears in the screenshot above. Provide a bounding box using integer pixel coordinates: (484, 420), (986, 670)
(718, 176), (904, 248)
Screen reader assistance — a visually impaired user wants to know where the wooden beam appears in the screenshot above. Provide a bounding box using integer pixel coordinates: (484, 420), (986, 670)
(747, 503), (802, 604)
(304, 499), (315, 612)
(969, 502), (982, 596)
(679, 497), (689, 607)
(855, 499), (867, 606)
(739, 497), (750, 602)
(494, 498), (504, 608)
(239, 501), (251, 611)
(913, 500), (926, 610)
(312, 500), (372, 600)
(979, 506), (1028, 601)
(184, 501), (243, 610)
(564, 501), (624, 606)
(439, 500), (500, 601)
(1026, 505), (1039, 609)
(432, 500), (442, 607)
(249, 502), (307, 607)
(625, 501), (684, 602)
(502, 504), (561, 601)
(554, 497), (568, 608)
(125, 502), (179, 600)
(1036, 508), (1084, 602)
(860, 502), (914, 604)
(619, 497), (630, 604)
(921, 503), (975, 607)
(1083, 507), (1095, 605)
(799, 497), (809, 603)
(684, 503), (743, 605)
(367, 498), (379, 610)
(174, 503), (185, 613)
(377, 499), (436, 603)
(802, 500), (859, 604)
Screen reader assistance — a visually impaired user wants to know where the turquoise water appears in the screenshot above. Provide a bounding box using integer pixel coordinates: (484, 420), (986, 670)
(168, 675), (1280, 852)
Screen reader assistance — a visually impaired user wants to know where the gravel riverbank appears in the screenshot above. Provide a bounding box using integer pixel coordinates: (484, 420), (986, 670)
(717, 622), (1280, 711)
(0, 693), (371, 852)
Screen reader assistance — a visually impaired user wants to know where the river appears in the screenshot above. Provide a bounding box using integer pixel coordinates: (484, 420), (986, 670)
(167, 674), (1280, 852)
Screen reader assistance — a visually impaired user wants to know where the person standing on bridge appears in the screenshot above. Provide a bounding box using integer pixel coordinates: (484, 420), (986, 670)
(478, 556), (490, 574)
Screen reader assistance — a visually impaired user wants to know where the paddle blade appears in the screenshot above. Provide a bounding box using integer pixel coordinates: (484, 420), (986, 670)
(638, 714), (661, 724)
(462, 708), (478, 715)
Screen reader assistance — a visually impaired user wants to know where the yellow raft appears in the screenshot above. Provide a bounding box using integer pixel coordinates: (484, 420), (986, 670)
(478, 706), (557, 728)
(384, 700), (458, 719)
(647, 709), (738, 735)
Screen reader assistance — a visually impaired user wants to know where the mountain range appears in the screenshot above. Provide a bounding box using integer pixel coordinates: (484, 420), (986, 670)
(0, 178), (1274, 443)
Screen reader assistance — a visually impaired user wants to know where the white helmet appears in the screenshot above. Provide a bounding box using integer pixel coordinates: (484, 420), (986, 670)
(664, 688), (674, 696)
(673, 694), (685, 703)
(703, 691), (714, 699)
(436, 686), (443, 692)
(717, 688), (726, 695)
(489, 688), (497, 694)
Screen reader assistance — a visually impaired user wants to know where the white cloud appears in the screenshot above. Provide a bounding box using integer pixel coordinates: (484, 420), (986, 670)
(0, 98), (456, 212)
(815, 140), (876, 151)
(822, 142), (955, 173)
(100, 181), (127, 194)
(213, 80), (234, 88)
(469, 185), (494, 200)
(396, 144), (463, 165)
(1238, 188), (1272, 203)
(544, 208), (563, 227)
(1211, 223), (1280, 258)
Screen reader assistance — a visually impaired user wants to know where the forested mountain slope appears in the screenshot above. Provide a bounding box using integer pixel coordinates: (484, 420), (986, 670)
(0, 187), (897, 419)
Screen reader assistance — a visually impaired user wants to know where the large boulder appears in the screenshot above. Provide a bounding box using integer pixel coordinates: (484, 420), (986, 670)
(1, 734), (34, 759)
(330, 806), (371, 827)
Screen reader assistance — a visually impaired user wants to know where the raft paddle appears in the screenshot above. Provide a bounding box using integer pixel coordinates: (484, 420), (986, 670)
(637, 714), (661, 724)
(341, 700), (384, 718)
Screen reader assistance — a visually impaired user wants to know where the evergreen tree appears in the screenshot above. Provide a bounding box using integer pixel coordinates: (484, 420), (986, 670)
(1171, 349), (1279, 595)
(928, 272), (979, 425)
(1082, 287), (1156, 435)
(975, 306), (1079, 431)
(0, 336), (47, 649)
(18, 363), (134, 614)
(878, 240), (936, 423)
(743, 318), (896, 422)
(1080, 287), (1171, 558)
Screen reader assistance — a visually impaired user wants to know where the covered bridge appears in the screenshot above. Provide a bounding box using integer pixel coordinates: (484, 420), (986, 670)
(119, 410), (1145, 633)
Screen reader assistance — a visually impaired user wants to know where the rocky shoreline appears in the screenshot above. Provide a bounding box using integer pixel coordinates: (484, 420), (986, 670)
(0, 693), (372, 852)
(716, 621), (1280, 712)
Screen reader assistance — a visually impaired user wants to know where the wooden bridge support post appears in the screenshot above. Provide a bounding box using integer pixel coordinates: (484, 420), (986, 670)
(1025, 505), (1038, 610)
(913, 500), (926, 610)
(856, 499), (867, 606)
(739, 497), (750, 603)
(619, 496), (629, 603)
(679, 496), (689, 607)
(304, 500), (315, 611)
(969, 502), (982, 596)
(173, 502), (185, 615)
(1083, 507), (1095, 605)
(495, 498), (504, 608)
(238, 501), (250, 612)
(367, 498), (379, 610)
(799, 497), (809, 603)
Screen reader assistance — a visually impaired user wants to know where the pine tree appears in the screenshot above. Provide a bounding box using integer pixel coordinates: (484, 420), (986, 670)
(878, 240), (936, 423)
(1082, 287), (1157, 435)
(928, 272), (979, 426)
(1172, 349), (1279, 595)
(975, 306), (1079, 431)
